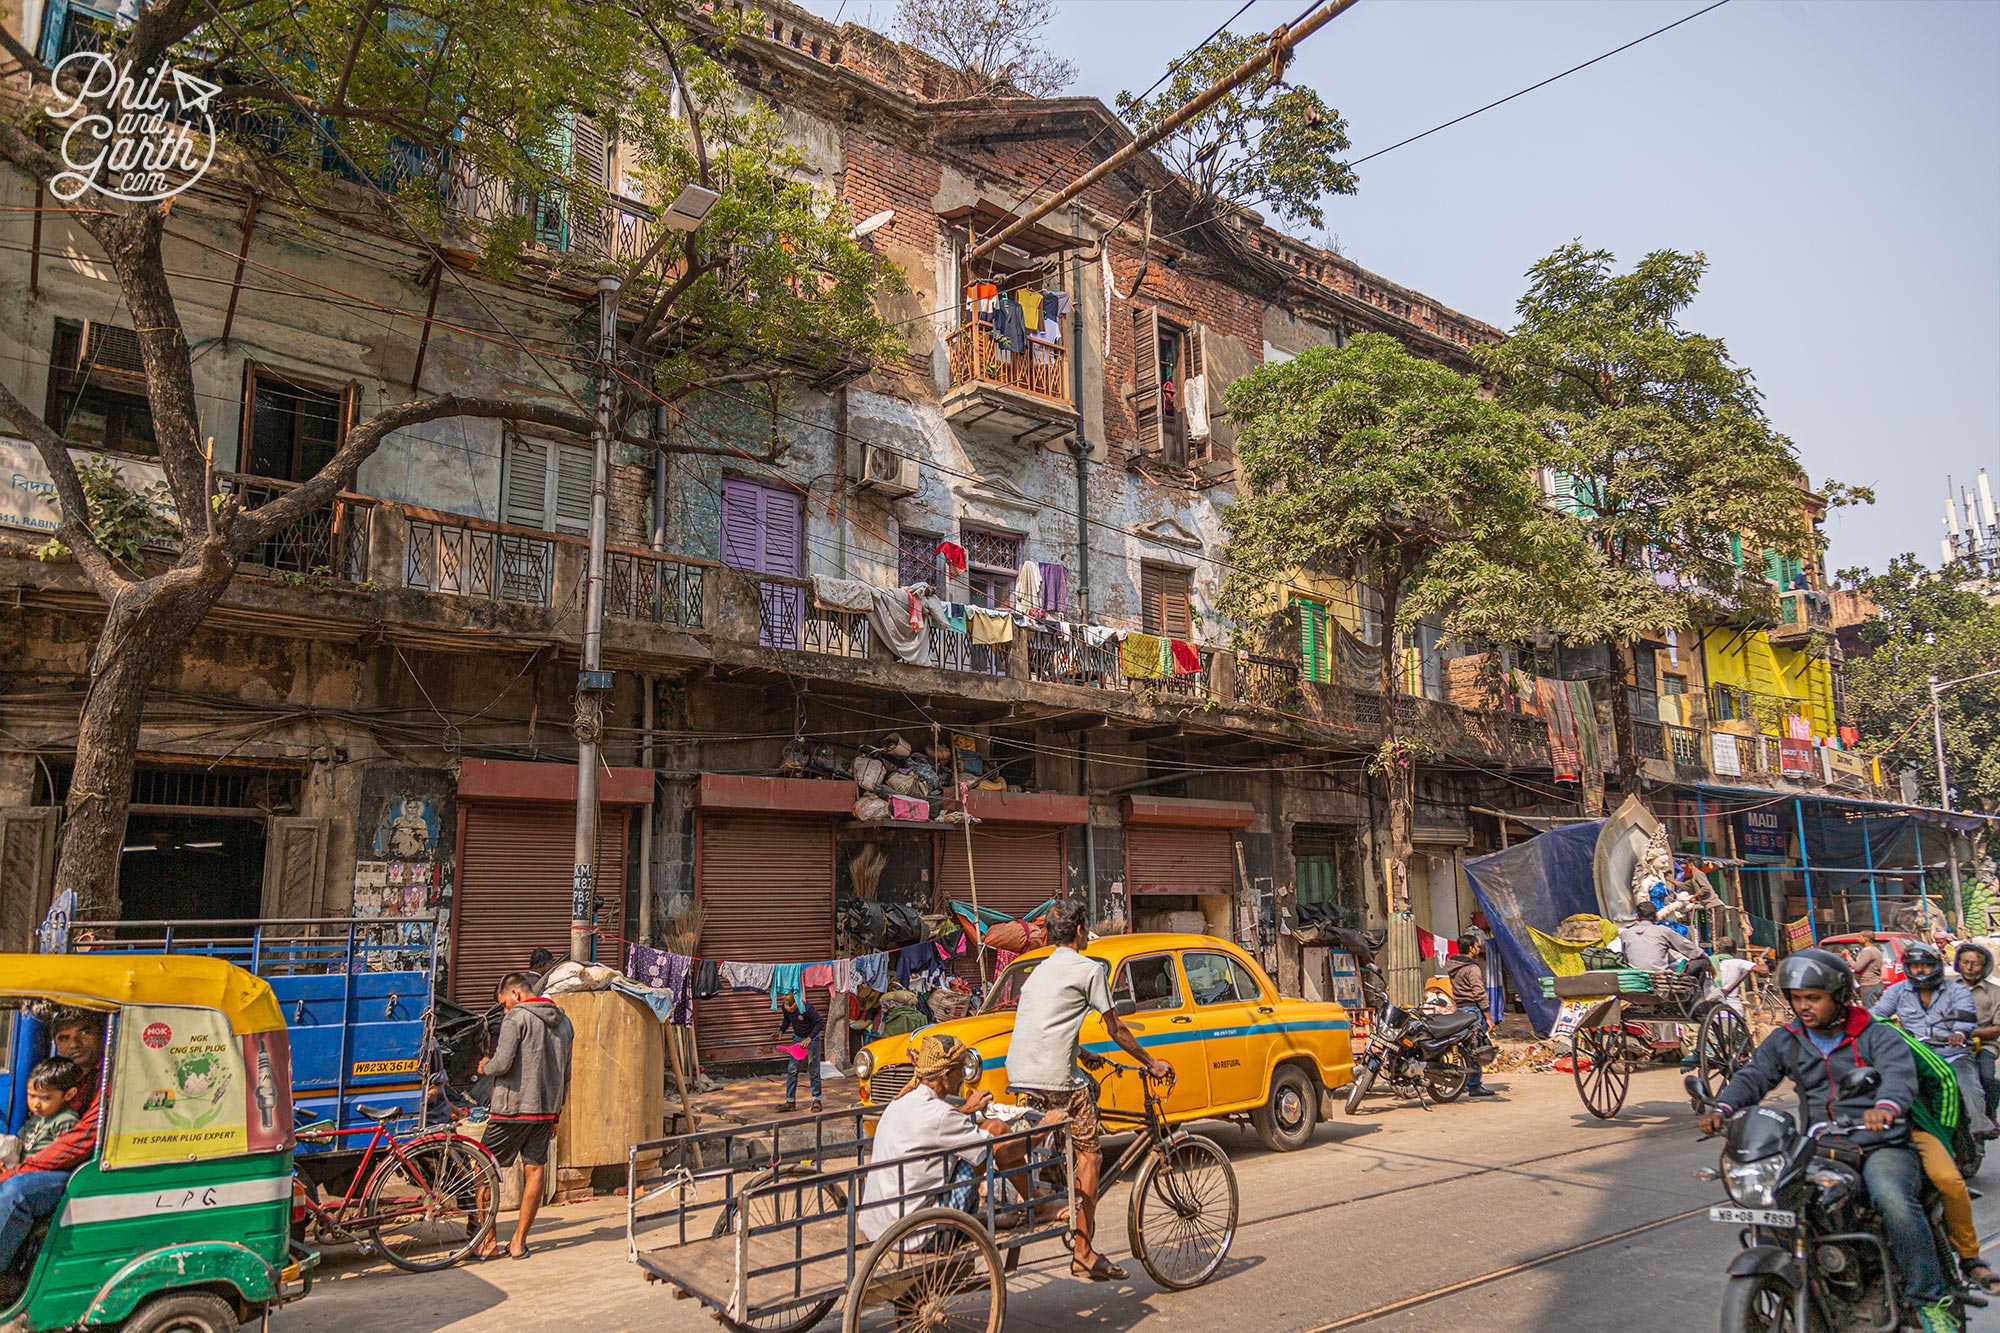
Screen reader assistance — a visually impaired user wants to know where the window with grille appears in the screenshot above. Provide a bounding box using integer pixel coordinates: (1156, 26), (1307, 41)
(1141, 564), (1192, 638)
(46, 319), (157, 455)
(898, 529), (942, 590)
(962, 524), (1020, 610)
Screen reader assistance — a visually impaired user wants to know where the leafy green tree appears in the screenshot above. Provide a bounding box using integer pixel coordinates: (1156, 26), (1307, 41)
(1220, 333), (1604, 914)
(1841, 556), (2000, 815)
(1480, 243), (1814, 791)
(1115, 32), (1355, 229)
(0, 0), (903, 916)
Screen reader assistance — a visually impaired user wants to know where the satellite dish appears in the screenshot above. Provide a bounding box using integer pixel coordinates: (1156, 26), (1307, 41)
(850, 209), (894, 239)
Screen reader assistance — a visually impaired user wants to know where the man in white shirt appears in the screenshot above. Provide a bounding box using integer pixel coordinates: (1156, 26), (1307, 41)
(860, 1035), (1013, 1243)
(1712, 939), (1768, 1018)
(1005, 900), (1170, 1282)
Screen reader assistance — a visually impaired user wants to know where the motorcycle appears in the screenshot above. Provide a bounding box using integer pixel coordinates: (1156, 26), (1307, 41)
(1343, 965), (1495, 1114)
(1689, 1068), (1977, 1333)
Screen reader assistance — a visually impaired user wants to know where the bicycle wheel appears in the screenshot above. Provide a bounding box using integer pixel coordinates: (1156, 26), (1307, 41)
(713, 1166), (846, 1333)
(1127, 1132), (1237, 1291)
(1695, 1006), (1752, 1100)
(1572, 1026), (1628, 1120)
(843, 1207), (1004, 1333)
(362, 1132), (500, 1272)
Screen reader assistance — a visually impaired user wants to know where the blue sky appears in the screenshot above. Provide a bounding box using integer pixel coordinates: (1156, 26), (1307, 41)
(794, 0), (2000, 577)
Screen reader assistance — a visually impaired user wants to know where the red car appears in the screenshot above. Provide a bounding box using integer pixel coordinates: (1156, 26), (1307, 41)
(1817, 931), (1926, 989)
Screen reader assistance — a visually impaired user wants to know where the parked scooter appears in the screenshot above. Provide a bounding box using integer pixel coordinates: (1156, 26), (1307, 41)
(1689, 1068), (1979, 1333)
(1343, 964), (1495, 1114)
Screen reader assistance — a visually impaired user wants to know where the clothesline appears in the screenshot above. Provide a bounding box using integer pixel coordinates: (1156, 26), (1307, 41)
(623, 933), (972, 1026)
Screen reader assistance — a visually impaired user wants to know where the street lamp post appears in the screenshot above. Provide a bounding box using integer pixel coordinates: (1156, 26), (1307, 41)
(569, 185), (718, 964)
(1926, 665), (2000, 935)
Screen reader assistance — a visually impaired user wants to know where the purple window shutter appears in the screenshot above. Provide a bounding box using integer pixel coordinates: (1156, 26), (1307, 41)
(719, 478), (763, 571)
(763, 487), (804, 578)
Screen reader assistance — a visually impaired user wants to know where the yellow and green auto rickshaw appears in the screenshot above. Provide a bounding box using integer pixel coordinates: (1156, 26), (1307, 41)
(0, 954), (314, 1333)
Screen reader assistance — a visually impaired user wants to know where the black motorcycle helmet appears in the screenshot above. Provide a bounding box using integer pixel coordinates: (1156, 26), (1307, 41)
(1903, 939), (1946, 992)
(1771, 947), (1855, 1006)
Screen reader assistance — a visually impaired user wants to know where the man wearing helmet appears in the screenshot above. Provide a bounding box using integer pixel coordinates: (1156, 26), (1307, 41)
(1701, 948), (1957, 1332)
(1870, 940), (1994, 1139)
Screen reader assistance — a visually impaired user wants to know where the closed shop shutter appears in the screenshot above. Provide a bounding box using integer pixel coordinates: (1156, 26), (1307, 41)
(697, 814), (835, 1064)
(1126, 826), (1235, 897)
(937, 824), (1067, 979)
(452, 802), (627, 1005)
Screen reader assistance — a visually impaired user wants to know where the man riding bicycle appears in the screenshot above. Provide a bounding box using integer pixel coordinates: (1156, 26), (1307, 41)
(1700, 947), (1960, 1332)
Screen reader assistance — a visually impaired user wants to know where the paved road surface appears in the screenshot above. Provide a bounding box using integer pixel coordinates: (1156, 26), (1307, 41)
(275, 1066), (2000, 1332)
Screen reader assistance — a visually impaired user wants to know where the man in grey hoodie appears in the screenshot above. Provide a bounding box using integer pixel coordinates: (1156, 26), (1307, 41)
(476, 972), (574, 1260)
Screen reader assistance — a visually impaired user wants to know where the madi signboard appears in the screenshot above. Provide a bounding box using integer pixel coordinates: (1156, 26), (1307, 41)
(1739, 808), (1788, 860)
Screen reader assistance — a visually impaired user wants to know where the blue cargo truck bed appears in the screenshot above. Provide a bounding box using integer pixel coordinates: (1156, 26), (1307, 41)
(51, 916), (441, 1149)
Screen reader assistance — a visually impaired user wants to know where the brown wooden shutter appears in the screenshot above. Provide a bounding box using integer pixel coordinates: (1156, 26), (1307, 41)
(1186, 325), (1210, 463)
(1140, 564), (1164, 634)
(1127, 826), (1236, 897)
(696, 814), (835, 1064)
(1163, 568), (1191, 638)
(1132, 306), (1161, 455)
(261, 816), (329, 918)
(452, 802), (628, 1005)
(0, 807), (58, 953)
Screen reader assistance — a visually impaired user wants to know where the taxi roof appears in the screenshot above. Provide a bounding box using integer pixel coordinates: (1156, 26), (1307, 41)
(0, 953), (286, 1034)
(1004, 932), (1256, 968)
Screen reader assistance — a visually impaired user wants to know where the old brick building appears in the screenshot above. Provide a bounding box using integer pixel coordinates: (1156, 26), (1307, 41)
(2, 0), (1566, 1052)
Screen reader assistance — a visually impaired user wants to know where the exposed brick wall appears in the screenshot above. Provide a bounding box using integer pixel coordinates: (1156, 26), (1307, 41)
(610, 462), (651, 548)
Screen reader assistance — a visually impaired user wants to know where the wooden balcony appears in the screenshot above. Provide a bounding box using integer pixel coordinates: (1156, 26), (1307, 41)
(943, 322), (1078, 464)
(1769, 589), (1833, 644)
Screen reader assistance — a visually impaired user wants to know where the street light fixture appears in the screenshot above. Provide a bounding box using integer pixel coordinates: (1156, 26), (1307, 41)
(1926, 665), (2000, 933)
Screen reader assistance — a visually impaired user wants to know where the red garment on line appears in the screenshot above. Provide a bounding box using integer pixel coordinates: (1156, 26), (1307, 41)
(1169, 639), (1201, 674)
(936, 541), (967, 574)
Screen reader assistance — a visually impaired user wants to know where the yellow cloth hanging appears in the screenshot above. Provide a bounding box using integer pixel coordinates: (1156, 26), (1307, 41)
(967, 608), (1014, 644)
(1017, 289), (1043, 330)
(1121, 632), (1166, 680)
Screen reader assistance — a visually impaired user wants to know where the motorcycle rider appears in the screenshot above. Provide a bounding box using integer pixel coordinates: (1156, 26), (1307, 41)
(1871, 940), (1995, 1139)
(1700, 947), (1959, 1333)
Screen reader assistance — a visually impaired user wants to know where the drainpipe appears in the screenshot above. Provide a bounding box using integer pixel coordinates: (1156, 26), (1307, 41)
(639, 402), (670, 945)
(1070, 211), (1092, 620)
(834, 387), (851, 577)
(1071, 208), (1097, 917)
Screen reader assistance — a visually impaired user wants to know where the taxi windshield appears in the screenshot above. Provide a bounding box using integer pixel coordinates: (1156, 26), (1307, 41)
(979, 954), (1113, 1014)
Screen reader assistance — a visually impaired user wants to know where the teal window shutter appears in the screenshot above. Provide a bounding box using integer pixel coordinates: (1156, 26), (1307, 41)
(1729, 533), (1743, 566)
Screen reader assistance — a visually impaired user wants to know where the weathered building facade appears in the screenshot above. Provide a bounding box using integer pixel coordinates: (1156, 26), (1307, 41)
(5, 0), (1588, 1048)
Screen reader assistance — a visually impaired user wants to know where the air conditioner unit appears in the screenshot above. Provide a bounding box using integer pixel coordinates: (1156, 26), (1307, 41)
(858, 445), (919, 497)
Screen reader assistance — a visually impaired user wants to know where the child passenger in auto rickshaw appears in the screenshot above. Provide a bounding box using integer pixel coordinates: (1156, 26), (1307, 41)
(0, 1008), (108, 1302)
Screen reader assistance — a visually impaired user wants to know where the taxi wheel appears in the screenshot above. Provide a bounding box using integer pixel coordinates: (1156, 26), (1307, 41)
(121, 1291), (239, 1333)
(1251, 1065), (1317, 1152)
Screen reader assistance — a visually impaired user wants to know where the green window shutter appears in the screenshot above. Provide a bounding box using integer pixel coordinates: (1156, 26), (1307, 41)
(1763, 549), (1784, 585)
(1729, 533), (1743, 566)
(1291, 598), (1328, 684)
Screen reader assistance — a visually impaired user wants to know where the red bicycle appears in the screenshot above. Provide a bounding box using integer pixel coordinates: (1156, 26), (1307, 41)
(294, 1104), (501, 1272)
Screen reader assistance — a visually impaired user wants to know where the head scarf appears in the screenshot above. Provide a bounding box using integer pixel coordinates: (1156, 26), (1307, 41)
(913, 1034), (962, 1080)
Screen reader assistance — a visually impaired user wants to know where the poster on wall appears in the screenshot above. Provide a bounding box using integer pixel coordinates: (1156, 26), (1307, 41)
(0, 438), (175, 535)
(1327, 950), (1363, 1011)
(102, 1006), (292, 1168)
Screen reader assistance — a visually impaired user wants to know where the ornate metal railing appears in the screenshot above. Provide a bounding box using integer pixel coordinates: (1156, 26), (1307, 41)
(603, 549), (705, 629)
(945, 322), (1072, 406)
(222, 474), (374, 583)
(403, 514), (555, 605)
(757, 577), (868, 658)
(929, 624), (1006, 676)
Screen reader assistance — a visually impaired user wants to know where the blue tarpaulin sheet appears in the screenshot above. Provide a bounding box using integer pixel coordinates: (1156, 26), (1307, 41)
(1464, 821), (1605, 1037)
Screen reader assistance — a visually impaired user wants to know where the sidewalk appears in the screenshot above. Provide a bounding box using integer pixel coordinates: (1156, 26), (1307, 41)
(683, 1064), (863, 1129)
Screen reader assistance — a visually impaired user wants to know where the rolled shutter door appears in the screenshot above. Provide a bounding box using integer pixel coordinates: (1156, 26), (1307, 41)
(937, 825), (1067, 979)
(453, 802), (627, 1005)
(697, 815), (834, 1064)
(1126, 826), (1235, 897)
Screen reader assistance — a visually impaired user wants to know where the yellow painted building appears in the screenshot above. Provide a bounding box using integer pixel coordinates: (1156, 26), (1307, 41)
(1698, 629), (1838, 740)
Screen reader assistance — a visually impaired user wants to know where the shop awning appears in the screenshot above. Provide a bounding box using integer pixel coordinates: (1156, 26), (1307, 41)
(459, 758), (654, 805)
(964, 791), (1087, 825)
(1670, 781), (1996, 833)
(696, 773), (854, 814)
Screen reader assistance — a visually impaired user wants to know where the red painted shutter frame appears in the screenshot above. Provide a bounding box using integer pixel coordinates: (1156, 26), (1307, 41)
(696, 814), (835, 1063)
(451, 802), (627, 1004)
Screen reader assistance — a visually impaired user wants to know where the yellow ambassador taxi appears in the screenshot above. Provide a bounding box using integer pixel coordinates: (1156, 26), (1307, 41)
(856, 933), (1354, 1151)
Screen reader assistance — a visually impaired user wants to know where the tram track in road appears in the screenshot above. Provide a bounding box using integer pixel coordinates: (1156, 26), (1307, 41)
(1295, 1204), (1711, 1330)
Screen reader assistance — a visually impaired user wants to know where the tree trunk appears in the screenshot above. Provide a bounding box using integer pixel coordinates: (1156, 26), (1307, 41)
(57, 576), (233, 919)
(1377, 582), (1413, 917)
(1609, 637), (1640, 798)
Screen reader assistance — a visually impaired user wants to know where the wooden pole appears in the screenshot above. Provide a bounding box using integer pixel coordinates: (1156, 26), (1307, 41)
(664, 1025), (702, 1169)
(957, 751), (988, 985)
